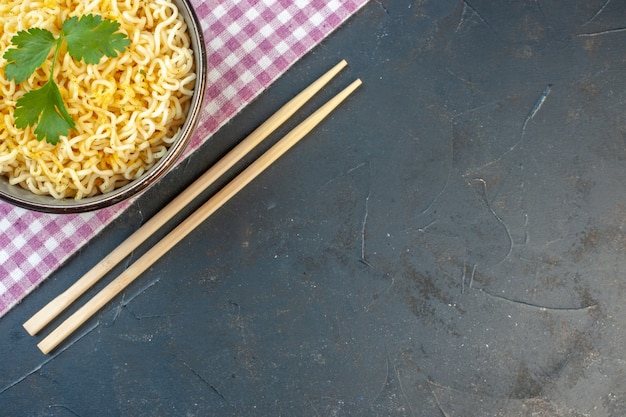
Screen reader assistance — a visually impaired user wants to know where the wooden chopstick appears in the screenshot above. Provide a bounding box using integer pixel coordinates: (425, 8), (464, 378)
(37, 78), (362, 354)
(23, 60), (349, 337)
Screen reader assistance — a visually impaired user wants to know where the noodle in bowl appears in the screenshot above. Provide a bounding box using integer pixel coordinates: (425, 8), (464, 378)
(0, 0), (206, 213)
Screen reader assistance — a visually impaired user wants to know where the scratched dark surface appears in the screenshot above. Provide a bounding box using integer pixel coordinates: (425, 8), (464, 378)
(3, 0), (626, 415)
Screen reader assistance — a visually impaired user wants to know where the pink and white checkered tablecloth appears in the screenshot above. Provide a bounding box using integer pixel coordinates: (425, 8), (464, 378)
(0, 0), (368, 318)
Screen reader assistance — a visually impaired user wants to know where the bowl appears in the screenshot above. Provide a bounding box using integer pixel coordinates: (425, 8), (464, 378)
(0, 0), (206, 214)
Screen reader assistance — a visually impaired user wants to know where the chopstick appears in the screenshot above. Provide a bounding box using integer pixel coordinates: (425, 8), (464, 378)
(36, 77), (362, 354)
(23, 60), (349, 337)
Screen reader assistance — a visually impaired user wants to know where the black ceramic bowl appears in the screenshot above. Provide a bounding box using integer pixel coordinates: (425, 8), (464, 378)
(0, 0), (206, 213)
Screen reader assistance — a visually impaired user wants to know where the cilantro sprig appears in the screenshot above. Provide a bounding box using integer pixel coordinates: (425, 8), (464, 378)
(3, 15), (130, 145)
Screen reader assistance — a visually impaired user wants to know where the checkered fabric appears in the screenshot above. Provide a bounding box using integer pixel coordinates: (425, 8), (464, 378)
(0, 0), (368, 318)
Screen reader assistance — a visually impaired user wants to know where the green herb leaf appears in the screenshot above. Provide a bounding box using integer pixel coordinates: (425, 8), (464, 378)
(3, 28), (57, 84)
(14, 80), (76, 145)
(3, 14), (129, 144)
(62, 14), (130, 65)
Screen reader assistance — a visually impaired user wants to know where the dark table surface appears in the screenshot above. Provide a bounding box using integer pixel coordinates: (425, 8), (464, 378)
(3, 1), (626, 415)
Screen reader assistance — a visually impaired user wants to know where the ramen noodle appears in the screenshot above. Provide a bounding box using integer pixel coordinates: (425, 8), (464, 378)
(0, 0), (196, 199)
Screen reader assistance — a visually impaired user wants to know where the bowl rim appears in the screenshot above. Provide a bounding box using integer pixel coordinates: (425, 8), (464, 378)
(0, 0), (207, 214)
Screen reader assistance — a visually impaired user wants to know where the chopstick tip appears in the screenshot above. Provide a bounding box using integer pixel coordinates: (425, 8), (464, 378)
(23, 318), (41, 336)
(37, 339), (53, 355)
(334, 59), (348, 71)
(347, 78), (363, 92)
